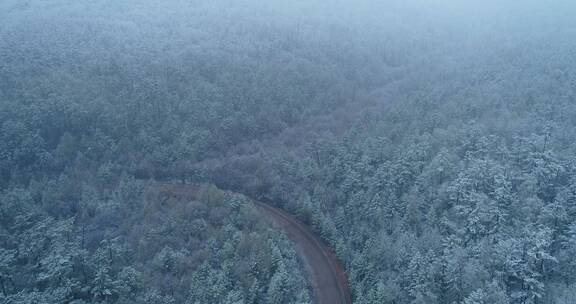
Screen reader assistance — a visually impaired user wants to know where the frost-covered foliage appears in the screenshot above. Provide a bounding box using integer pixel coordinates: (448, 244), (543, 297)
(0, 181), (310, 303)
(215, 12), (576, 304)
(2, 0), (576, 303)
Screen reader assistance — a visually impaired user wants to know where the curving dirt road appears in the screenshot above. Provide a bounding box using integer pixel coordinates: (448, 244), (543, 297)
(253, 199), (352, 304)
(149, 181), (352, 304)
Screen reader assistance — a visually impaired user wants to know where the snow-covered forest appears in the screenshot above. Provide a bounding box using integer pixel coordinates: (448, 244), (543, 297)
(2, 0), (576, 303)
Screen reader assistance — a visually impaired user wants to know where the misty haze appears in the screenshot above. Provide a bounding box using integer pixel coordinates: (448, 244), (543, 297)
(1, 0), (576, 303)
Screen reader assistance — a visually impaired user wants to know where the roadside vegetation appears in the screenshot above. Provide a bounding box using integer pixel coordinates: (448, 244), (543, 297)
(2, 0), (576, 303)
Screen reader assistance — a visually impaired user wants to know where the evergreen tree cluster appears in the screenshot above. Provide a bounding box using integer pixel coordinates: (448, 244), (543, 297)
(0, 179), (310, 303)
(2, 0), (576, 303)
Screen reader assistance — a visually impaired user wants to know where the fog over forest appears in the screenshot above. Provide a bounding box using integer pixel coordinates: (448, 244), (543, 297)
(2, 0), (576, 303)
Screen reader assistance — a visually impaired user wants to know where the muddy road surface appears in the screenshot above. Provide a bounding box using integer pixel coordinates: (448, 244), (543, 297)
(253, 200), (352, 304)
(150, 182), (352, 304)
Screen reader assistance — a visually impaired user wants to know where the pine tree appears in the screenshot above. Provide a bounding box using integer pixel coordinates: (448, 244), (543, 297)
(92, 267), (117, 303)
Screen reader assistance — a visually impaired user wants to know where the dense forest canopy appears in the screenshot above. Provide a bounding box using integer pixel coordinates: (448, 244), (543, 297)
(2, 0), (576, 303)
